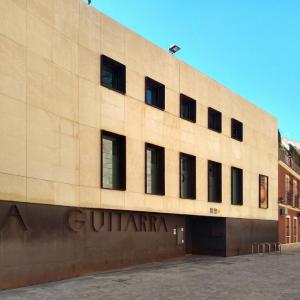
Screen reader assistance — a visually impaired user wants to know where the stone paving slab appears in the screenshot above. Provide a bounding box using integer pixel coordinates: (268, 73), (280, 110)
(0, 250), (300, 300)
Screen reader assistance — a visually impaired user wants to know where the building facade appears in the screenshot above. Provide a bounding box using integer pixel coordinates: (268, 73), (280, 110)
(0, 0), (278, 290)
(278, 148), (300, 244)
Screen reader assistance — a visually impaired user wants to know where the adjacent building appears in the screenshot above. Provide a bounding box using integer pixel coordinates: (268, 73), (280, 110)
(0, 0), (278, 290)
(278, 145), (300, 244)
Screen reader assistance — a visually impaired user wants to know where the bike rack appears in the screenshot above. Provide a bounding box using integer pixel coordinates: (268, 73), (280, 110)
(251, 242), (281, 254)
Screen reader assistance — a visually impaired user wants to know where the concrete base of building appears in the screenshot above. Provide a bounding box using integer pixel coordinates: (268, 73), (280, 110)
(0, 200), (278, 290)
(281, 242), (300, 251)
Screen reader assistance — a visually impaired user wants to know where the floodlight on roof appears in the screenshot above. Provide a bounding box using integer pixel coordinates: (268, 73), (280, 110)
(169, 44), (181, 54)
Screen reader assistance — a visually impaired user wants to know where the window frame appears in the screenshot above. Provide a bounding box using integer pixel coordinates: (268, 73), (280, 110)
(208, 107), (222, 133)
(145, 142), (165, 196)
(100, 130), (126, 191)
(208, 160), (222, 203)
(179, 152), (196, 200)
(180, 94), (196, 123)
(100, 55), (126, 94)
(145, 76), (165, 110)
(231, 167), (243, 205)
(231, 118), (243, 141)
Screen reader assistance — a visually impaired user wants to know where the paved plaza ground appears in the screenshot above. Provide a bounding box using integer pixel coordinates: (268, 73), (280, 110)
(0, 250), (300, 300)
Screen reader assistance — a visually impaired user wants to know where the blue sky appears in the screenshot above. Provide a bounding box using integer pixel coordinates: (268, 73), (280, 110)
(91, 0), (300, 140)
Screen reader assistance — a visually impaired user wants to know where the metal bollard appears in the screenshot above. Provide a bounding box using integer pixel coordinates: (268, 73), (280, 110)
(277, 242), (282, 253)
(265, 243), (271, 254)
(251, 242), (259, 254)
(258, 243), (263, 254)
(252, 241), (281, 255)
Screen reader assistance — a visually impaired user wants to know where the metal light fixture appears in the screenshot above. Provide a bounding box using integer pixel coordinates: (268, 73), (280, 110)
(169, 44), (181, 55)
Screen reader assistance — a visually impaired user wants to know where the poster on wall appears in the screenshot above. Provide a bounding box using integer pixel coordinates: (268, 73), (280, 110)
(259, 175), (269, 209)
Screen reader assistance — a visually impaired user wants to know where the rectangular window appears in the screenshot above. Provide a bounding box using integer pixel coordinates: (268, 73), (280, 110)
(208, 160), (222, 203)
(231, 118), (243, 141)
(285, 216), (291, 243)
(145, 143), (165, 195)
(101, 55), (126, 94)
(293, 217), (298, 243)
(293, 179), (297, 207)
(101, 131), (126, 190)
(208, 107), (222, 133)
(285, 175), (291, 204)
(231, 167), (243, 205)
(145, 77), (165, 110)
(180, 153), (196, 199)
(298, 219), (300, 242)
(180, 94), (196, 123)
(259, 174), (268, 209)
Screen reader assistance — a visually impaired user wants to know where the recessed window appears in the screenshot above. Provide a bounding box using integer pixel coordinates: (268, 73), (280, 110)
(145, 143), (165, 195)
(208, 107), (222, 133)
(101, 55), (126, 94)
(145, 77), (165, 110)
(208, 160), (222, 203)
(180, 153), (196, 199)
(285, 175), (291, 204)
(292, 179), (297, 207)
(180, 94), (196, 123)
(259, 175), (268, 209)
(231, 118), (243, 141)
(101, 131), (126, 190)
(285, 217), (291, 243)
(231, 167), (243, 205)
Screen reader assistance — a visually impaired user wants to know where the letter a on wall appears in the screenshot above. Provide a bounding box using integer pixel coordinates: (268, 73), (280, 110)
(0, 205), (28, 231)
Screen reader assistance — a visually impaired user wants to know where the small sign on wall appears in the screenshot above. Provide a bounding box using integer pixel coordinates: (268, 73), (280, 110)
(210, 208), (221, 215)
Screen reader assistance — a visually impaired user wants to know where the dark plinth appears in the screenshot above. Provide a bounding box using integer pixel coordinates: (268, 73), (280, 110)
(0, 200), (186, 290)
(0, 200), (278, 290)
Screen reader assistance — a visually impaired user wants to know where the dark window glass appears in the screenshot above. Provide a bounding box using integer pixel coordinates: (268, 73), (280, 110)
(101, 55), (126, 93)
(180, 153), (196, 199)
(231, 167), (243, 205)
(145, 143), (165, 195)
(208, 107), (222, 133)
(180, 94), (196, 123)
(101, 131), (126, 190)
(208, 160), (222, 202)
(231, 118), (243, 141)
(259, 175), (268, 209)
(145, 77), (165, 109)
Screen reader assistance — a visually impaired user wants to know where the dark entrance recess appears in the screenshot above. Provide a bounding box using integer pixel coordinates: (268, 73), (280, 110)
(185, 216), (226, 256)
